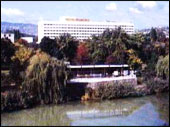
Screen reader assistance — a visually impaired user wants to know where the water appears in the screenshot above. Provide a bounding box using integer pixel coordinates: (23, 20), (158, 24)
(1, 93), (169, 126)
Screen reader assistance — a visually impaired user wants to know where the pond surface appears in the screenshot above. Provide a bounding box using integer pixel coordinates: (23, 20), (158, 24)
(1, 93), (169, 126)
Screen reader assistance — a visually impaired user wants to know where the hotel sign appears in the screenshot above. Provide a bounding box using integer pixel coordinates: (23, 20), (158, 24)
(66, 18), (90, 22)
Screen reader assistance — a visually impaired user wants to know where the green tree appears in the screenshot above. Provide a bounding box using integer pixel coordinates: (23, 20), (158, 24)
(57, 33), (78, 62)
(40, 37), (59, 58)
(1, 38), (16, 68)
(150, 27), (157, 42)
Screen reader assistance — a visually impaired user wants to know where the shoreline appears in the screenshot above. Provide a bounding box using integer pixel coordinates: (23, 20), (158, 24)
(1, 77), (169, 113)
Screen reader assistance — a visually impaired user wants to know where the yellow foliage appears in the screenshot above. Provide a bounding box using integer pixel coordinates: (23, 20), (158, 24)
(11, 45), (34, 65)
(127, 49), (143, 69)
(127, 49), (134, 54)
(26, 50), (51, 77)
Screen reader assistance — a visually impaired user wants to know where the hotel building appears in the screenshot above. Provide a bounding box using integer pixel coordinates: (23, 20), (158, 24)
(38, 18), (134, 43)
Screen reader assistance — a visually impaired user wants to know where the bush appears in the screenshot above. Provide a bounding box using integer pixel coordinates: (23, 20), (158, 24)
(145, 78), (169, 94)
(1, 90), (24, 112)
(92, 82), (136, 100)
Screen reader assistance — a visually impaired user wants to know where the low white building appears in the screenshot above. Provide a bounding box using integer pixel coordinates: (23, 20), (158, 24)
(1, 33), (14, 43)
(38, 18), (134, 43)
(21, 37), (33, 43)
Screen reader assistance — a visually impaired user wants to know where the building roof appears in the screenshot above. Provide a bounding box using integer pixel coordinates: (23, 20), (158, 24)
(67, 64), (129, 69)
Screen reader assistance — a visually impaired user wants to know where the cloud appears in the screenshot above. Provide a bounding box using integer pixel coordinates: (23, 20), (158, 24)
(129, 7), (143, 14)
(1, 7), (24, 16)
(137, 1), (157, 8)
(105, 2), (117, 11)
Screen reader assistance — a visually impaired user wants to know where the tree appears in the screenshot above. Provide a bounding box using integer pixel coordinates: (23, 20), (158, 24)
(93, 45), (108, 64)
(40, 34), (78, 62)
(76, 43), (90, 64)
(105, 55), (117, 64)
(10, 42), (35, 83)
(150, 27), (157, 42)
(22, 51), (71, 104)
(127, 49), (143, 70)
(17, 38), (29, 47)
(113, 34), (127, 64)
(6, 29), (21, 41)
(40, 37), (59, 58)
(1, 38), (16, 68)
(57, 33), (78, 62)
(156, 54), (169, 79)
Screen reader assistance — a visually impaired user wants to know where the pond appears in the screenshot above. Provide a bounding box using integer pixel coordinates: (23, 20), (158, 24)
(1, 92), (169, 126)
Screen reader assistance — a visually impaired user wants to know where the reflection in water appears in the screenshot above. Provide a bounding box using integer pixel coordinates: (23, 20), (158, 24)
(1, 93), (169, 126)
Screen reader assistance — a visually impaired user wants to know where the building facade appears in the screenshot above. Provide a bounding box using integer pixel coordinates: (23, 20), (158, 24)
(38, 18), (134, 43)
(21, 37), (33, 43)
(1, 33), (14, 43)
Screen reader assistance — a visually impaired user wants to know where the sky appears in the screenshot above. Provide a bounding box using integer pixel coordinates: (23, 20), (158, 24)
(1, 1), (169, 29)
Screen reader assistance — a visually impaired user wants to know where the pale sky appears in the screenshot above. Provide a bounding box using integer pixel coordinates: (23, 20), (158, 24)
(1, 1), (169, 29)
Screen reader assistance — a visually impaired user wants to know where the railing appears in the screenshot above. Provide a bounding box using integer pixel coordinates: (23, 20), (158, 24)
(67, 108), (129, 119)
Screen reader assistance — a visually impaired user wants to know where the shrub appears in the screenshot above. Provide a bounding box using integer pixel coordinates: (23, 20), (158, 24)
(93, 82), (136, 100)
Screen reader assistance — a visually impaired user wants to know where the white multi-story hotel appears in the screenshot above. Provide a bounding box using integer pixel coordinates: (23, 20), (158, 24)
(38, 18), (134, 43)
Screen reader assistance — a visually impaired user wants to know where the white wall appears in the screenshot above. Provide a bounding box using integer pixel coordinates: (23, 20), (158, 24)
(1, 33), (14, 43)
(38, 20), (134, 43)
(21, 37), (33, 43)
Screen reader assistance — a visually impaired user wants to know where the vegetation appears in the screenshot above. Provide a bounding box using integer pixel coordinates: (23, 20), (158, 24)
(1, 26), (169, 112)
(75, 42), (90, 64)
(22, 50), (71, 104)
(156, 54), (169, 79)
(150, 27), (157, 42)
(1, 38), (16, 69)
(40, 33), (78, 62)
(10, 41), (35, 84)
